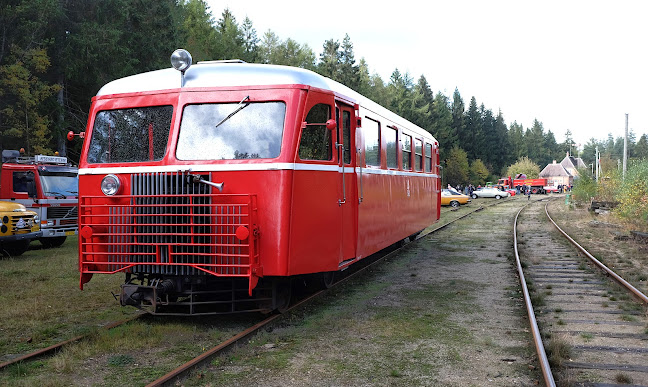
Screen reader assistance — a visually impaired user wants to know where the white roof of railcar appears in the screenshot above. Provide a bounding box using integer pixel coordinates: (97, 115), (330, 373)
(97, 62), (436, 142)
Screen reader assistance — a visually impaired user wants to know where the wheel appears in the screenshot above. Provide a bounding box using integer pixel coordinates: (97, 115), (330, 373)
(471, 194), (477, 199)
(1, 240), (30, 256)
(450, 200), (460, 208)
(321, 271), (335, 289)
(531, 188), (538, 194)
(495, 195), (501, 199)
(272, 278), (292, 313)
(40, 236), (67, 248)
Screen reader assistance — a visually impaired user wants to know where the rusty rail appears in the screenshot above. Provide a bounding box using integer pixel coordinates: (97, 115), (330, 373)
(545, 201), (648, 305)
(514, 202), (556, 387)
(0, 314), (143, 371)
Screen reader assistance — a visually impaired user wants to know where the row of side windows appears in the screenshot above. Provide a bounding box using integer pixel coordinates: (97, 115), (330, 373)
(364, 116), (434, 172)
(296, 103), (435, 173)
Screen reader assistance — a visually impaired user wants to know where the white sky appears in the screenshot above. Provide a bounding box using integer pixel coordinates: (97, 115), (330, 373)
(208, 0), (648, 150)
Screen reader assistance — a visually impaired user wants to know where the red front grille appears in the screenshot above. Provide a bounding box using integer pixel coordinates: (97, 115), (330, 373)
(79, 172), (259, 291)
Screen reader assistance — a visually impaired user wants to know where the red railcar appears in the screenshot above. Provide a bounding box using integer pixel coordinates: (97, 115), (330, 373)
(77, 50), (440, 315)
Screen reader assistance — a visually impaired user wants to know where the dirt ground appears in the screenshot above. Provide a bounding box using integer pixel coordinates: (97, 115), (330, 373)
(185, 198), (542, 386)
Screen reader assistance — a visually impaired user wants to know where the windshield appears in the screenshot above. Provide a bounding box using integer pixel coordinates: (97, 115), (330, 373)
(87, 106), (173, 163)
(176, 102), (286, 160)
(39, 173), (78, 197)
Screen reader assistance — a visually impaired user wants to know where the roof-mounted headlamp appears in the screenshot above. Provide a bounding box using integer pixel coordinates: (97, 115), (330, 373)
(171, 49), (192, 87)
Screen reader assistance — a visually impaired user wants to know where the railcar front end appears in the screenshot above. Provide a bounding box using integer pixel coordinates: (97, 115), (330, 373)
(77, 50), (441, 315)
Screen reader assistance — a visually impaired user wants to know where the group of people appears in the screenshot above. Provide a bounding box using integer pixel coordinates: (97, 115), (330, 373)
(446, 184), (478, 196)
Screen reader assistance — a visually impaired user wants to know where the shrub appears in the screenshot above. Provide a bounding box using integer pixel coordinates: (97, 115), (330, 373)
(571, 168), (597, 203)
(614, 160), (648, 231)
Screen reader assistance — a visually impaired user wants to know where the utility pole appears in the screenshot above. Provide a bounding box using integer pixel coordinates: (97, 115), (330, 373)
(595, 146), (599, 181)
(623, 113), (628, 179)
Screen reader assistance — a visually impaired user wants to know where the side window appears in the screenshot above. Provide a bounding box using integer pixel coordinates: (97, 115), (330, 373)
(415, 139), (423, 171)
(343, 110), (351, 164)
(13, 171), (36, 196)
(385, 126), (398, 169)
(364, 117), (380, 167)
(298, 103), (332, 160)
(402, 134), (412, 170)
(425, 143), (432, 172)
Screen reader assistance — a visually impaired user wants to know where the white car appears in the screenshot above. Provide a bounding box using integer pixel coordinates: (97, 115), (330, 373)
(471, 187), (510, 199)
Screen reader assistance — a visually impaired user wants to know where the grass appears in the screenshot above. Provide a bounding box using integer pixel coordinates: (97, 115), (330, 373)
(546, 335), (572, 368)
(0, 236), (136, 357)
(0, 237), (265, 386)
(181, 274), (479, 386)
(580, 332), (594, 342)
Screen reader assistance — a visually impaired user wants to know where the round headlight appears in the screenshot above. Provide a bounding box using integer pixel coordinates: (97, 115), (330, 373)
(171, 49), (192, 72)
(101, 174), (121, 196)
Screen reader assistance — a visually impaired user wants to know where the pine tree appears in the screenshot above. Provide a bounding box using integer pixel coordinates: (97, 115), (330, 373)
(508, 121), (525, 161)
(179, 0), (217, 62)
(634, 134), (648, 160)
(356, 58), (372, 98)
(525, 119), (546, 165)
(492, 111), (510, 175)
(430, 93), (455, 162)
(216, 8), (244, 60)
(318, 39), (341, 81)
(241, 17), (259, 63)
(450, 88), (465, 151)
(462, 97), (480, 158)
(339, 34), (359, 90)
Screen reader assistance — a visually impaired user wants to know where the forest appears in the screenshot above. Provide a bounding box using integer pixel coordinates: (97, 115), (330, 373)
(2, 0), (647, 186)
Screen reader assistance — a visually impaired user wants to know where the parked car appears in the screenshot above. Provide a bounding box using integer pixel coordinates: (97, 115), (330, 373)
(441, 189), (471, 208)
(543, 186), (560, 193)
(471, 187), (510, 199)
(493, 184), (516, 196)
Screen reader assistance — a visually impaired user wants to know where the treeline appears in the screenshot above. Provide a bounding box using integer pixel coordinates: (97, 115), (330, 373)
(2, 0), (647, 182)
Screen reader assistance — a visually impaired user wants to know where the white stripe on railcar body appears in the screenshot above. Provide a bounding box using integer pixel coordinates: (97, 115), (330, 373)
(79, 164), (438, 179)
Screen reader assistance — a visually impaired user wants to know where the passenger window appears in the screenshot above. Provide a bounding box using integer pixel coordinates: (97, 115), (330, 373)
(343, 110), (351, 164)
(425, 143), (432, 172)
(298, 103), (332, 160)
(402, 134), (412, 170)
(415, 139), (423, 171)
(385, 126), (397, 169)
(364, 117), (380, 167)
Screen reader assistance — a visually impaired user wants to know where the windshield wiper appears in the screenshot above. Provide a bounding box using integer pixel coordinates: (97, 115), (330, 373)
(45, 191), (67, 199)
(214, 96), (250, 129)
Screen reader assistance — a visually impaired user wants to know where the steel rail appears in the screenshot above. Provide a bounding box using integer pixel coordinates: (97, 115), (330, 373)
(0, 314), (144, 371)
(147, 198), (511, 386)
(544, 201), (648, 305)
(514, 201), (557, 387)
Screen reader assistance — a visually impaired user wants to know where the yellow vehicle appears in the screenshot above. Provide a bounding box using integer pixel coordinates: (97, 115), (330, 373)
(0, 201), (41, 256)
(441, 189), (471, 208)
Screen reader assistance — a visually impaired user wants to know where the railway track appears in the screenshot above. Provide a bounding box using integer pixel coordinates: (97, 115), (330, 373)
(0, 198), (509, 385)
(515, 198), (648, 386)
(0, 314), (144, 371)
(146, 199), (509, 386)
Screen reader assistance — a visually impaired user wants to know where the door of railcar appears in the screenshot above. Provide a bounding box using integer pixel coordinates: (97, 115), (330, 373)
(336, 102), (357, 265)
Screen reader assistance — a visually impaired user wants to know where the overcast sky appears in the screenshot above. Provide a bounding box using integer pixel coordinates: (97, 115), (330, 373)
(208, 0), (648, 151)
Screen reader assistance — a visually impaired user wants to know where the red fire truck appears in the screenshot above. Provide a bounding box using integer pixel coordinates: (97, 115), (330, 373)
(1, 150), (78, 247)
(497, 176), (548, 194)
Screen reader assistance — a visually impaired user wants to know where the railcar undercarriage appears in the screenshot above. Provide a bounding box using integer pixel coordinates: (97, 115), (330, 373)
(119, 273), (291, 315)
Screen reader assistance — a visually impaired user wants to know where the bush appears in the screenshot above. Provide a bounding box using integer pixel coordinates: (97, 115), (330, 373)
(614, 160), (648, 231)
(571, 169), (597, 203)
